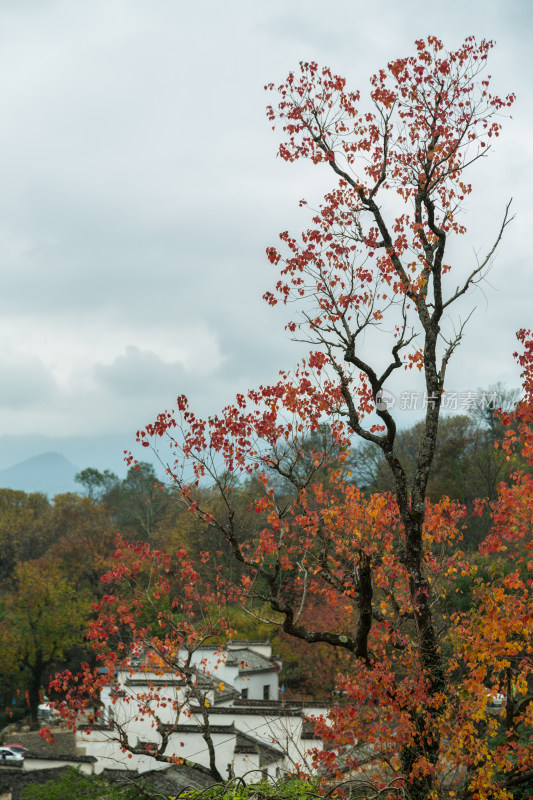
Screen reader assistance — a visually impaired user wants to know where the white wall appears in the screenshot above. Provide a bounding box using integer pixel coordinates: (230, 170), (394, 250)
(167, 730), (236, 778)
(76, 728), (158, 775)
(234, 671), (278, 701)
(78, 726), (240, 778)
(232, 751), (261, 780)
(100, 675), (211, 730)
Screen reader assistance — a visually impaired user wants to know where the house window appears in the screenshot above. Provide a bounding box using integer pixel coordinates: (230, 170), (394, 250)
(263, 685), (270, 700)
(241, 688), (248, 699)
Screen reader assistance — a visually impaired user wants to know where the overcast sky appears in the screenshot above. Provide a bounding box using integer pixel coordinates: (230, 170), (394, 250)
(0, 0), (531, 473)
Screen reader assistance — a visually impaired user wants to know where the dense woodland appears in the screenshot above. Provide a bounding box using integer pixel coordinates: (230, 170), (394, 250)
(0, 390), (526, 731)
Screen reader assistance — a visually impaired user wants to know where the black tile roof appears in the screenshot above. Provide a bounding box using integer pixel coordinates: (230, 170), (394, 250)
(161, 724), (236, 736)
(25, 754), (97, 763)
(225, 648), (275, 673)
(188, 704), (304, 718)
(234, 731), (284, 763)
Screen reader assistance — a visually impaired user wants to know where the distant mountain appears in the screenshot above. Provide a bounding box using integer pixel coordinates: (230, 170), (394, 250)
(0, 433), (147, 477)
(0, 451), (80, 497)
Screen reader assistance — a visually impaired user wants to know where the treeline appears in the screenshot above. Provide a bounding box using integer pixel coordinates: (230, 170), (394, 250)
(0, 388), (525, 728)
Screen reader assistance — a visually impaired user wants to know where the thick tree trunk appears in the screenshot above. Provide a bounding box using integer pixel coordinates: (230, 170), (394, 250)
(398, 514), (445, 798)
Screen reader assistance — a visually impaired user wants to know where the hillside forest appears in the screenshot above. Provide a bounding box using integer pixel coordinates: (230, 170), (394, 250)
(0, 388), (526, 730)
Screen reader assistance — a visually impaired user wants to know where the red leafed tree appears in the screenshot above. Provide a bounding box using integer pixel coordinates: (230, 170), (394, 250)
(50, 37), (531, 798)
(445, 329), (533, 798)
(135, 37), (526, 798)
(47, 538), (239, 780)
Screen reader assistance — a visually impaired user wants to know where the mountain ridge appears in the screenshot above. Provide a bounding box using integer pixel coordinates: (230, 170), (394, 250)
(0, 451), (80, 497)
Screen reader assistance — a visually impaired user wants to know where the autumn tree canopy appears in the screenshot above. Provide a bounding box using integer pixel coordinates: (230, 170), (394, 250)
(0, 560), (91, 728)
(47, 36), (532, 800)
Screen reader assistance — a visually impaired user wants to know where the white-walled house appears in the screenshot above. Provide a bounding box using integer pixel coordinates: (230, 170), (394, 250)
(75, 641), (327, 781)
(189, 641), (281, 702)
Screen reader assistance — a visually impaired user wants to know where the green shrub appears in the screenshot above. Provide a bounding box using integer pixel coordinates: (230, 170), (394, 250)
(177, 777), (321, 800)
(21, 766), (144, 800)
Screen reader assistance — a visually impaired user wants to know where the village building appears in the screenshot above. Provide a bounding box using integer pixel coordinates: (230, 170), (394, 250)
(75, 641), (328, 781)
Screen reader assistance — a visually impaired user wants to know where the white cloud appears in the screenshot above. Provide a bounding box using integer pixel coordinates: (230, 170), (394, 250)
(0, 0), (529, 467)
(93, 345), (206, 397)
(0, 351), (58, 409)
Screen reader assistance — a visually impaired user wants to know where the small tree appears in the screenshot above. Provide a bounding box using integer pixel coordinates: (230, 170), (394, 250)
(0, 561), (91, 728)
